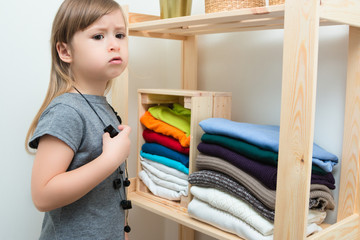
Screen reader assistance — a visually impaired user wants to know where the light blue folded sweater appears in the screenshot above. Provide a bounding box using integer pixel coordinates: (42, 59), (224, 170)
(199, 118), (338, 172)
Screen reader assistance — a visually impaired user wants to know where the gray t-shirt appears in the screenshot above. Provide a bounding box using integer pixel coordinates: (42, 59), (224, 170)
(30, 93), (125, 240)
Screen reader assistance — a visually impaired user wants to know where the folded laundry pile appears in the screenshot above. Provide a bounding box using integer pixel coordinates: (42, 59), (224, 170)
(139, 104), (191, 201)
(188, 118), (337, 240)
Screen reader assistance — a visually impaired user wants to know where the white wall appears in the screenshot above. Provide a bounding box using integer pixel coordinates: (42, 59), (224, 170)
(0, 0), (348, 239)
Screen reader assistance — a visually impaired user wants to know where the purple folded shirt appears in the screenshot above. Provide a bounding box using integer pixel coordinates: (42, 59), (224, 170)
(197, 142), (335, 190)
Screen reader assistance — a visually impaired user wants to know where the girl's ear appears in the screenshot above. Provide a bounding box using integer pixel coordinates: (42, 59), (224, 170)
(56, 42), (72, 63)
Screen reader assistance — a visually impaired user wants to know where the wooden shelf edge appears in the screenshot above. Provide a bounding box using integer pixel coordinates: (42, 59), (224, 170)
(307, 214), (360, 240)
(127, 3), (356, 38)
(320, 0), (360, 28)
(128, 178), (338, 240)
(128, 191), (243, 240)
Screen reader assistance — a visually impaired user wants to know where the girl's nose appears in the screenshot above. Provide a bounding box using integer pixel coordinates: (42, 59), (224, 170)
(108, 39), (120, 52)
(108, 45), (120, 52)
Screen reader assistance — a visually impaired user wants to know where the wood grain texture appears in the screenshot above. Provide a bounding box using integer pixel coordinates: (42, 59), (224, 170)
(128, 12), (160, 24)
(274, 0), (320, 239)
(128, 191), (243, 240)
(337, 26), (360, 221)
(182, 36), (198, 90)
(111, 68), (128, 124)
(320, 0), (360, 27)
(307, 214), (360, 240)
(178, 224), (195, 240)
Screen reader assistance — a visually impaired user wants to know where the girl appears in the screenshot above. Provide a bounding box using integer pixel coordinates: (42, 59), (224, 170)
(25, 0), (131, 239)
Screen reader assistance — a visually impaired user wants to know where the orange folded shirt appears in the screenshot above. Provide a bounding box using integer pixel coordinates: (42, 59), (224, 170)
(140, 111), (190, 147)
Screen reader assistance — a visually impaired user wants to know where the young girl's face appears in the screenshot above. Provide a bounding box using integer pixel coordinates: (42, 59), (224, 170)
(68, 9), (128, 86)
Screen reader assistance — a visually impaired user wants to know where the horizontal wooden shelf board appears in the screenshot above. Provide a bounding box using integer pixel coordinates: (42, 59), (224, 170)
(128, 4), (346, 38)
(129, 191), (335, 240)
(128, 191), (243, 240)
(138, 88), (230, 97)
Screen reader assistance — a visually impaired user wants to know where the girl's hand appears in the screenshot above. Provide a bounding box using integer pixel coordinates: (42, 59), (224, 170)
(102, 125), (131, 167)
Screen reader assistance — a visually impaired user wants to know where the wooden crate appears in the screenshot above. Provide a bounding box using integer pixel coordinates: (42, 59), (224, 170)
(135, 89), (231, 212)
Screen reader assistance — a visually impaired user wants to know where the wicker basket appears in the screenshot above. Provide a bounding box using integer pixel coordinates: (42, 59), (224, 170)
(269, 0), (284, 4)
(205, 0), (285, 13)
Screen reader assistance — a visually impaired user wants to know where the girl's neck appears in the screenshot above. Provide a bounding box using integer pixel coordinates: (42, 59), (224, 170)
(70, 81), (107, 96)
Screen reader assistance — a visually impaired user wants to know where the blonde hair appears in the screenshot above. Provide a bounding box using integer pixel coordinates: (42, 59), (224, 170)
(25, 0), (127, 153)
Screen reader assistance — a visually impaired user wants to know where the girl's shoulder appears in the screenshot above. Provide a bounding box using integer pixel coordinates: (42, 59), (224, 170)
(29, 93), (89, 151)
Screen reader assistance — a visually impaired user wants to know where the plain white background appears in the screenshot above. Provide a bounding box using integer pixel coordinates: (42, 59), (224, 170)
(0, 0), (348, 239)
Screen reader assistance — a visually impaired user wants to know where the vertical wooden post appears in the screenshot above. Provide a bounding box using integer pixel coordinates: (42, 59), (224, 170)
(178, 224), (195, 240)
(274, 0), (320, 239)
(179, 31), (198, 240)
(182, 36), (198, 90)
(337, 26), (360, 221)
(111, 69), (129, 124)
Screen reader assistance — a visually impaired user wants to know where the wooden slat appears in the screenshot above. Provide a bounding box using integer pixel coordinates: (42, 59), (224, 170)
(129, 12), (160, 24)
(178, 225), (195, 240)
(140, 93), (181, 104)
(130, 5), (285, 32)
(129, 30), (187, 40)
(188, 96), (213, 175)
(128, 4), (342, 38)
(337, 26), (360, 221)
(182, 36), (198, 90)
(307, 214), (360, 240)
(320, 0), (360, 28)
(137, 88), (212, 97)
(111, 68), (129, 124)
(212, 94), (232, 119)
(157, 17), (284, 35)
(274, 0), (320, 239)
(136, 92), (146, 193)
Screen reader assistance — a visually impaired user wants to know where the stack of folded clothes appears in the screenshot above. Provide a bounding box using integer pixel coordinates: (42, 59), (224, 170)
(188, 118), (337, 240)
(139, 103), (191, 201)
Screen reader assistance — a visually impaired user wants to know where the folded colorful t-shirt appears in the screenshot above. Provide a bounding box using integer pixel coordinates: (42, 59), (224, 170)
(140, 151), (189, 175)
(143, 129), (189, 155)
(142, 143), (189, 167)
(148, 103), (191, 136)
(140, 111), (190, 147)
(198, 142), (336, 190)
(201, 133), (327, 175)
(199, 118), (338, 172)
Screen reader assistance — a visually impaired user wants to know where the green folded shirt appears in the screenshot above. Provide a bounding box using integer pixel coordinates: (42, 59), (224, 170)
(201, 133), (327, 175)
(148, 103), (191, 136)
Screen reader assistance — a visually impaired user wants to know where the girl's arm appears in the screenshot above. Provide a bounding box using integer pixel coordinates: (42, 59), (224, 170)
(31, 125), (131, 212)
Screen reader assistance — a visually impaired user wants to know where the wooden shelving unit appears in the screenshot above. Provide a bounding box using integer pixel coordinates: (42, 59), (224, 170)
(111, 0), (360, 239)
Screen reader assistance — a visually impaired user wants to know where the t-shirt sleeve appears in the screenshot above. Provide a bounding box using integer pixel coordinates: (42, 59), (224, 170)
(29, 104), (84, 153)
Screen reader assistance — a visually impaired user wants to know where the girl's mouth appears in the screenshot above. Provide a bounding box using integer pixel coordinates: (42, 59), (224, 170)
(109, 57), (122, 64)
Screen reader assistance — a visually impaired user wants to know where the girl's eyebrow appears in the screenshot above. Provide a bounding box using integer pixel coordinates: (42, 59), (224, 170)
(88, 25), (126, 32)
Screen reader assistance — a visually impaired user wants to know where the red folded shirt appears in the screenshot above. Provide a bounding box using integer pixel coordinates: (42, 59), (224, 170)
(143, 128), (190, 155)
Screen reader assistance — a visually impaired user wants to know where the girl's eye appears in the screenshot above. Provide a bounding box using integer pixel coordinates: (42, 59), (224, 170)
(93, 34), (104, 40)
(116, 33), (126, 39)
